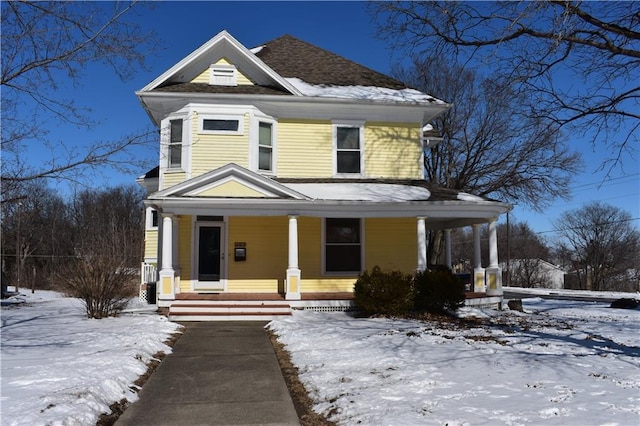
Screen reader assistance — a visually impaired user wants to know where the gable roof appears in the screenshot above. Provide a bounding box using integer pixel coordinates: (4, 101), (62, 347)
(139, 30), (301, 95)
(150, 163), (308, 200)
(254, 34), (407, 89)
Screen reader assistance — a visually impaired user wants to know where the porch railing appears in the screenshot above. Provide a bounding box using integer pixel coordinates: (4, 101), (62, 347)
(140, 263), (158, 304)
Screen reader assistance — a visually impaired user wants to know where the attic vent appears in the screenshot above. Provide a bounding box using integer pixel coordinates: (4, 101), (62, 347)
(210, 64), (237, 86)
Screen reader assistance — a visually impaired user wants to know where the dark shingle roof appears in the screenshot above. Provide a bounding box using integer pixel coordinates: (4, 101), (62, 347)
(154, 82), (291, 95)
(255, 34), (408, 89)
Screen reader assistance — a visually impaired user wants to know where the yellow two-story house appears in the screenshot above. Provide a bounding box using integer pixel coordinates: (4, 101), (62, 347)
(137, 31), (510, 320)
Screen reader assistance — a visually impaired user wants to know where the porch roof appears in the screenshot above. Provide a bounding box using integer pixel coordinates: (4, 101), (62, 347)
(145, 168), (511, 230)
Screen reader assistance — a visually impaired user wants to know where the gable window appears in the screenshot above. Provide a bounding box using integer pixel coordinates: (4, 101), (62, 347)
(335, 125), (363, 175)
(210, 64), (237, 86)
(169, 119), (183, 168)
(325, 218), (362, 273)
(258, 122), (273, 171)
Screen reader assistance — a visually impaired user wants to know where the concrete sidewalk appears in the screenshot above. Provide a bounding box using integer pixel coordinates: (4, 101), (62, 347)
(116, 321), (299, 426)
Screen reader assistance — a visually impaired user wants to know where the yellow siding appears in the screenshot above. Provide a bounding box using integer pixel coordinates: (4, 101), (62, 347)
(227, 217), (288, 293)
(197, 180), (268, 198)
(277, 119), (333, 177)
(297, 217), (322, 277)
(365, 122), (422, 179)
(191, 57), (254, 85)
(301, 278), (356, 293)
(144, 229), (158, 260)
(227, 279), (279, 293)
(161, 172), (186, 189)
(191, 113), (250, 177)
(364, 218), (417, 272)
(178, 215), (192, 291)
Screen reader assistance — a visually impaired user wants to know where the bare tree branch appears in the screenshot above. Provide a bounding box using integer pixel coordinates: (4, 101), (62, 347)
(1, 1), (159, 200)
(371, 1), (640, 170)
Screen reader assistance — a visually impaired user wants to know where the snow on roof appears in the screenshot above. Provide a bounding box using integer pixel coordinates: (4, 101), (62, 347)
(249, 45), (265, 54)
(282, 183), (431, 202)
(285, 78), (446, 104)
(457, 192), (486, 202)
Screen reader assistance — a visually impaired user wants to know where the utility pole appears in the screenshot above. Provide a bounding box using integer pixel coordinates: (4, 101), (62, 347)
(16, 202), (22, 292)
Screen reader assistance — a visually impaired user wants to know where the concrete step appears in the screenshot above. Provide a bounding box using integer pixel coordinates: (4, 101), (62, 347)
(168, 300), (292, 321)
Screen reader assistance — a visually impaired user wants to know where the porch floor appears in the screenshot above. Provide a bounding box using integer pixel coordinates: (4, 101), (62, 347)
(175, 292), (355, 301)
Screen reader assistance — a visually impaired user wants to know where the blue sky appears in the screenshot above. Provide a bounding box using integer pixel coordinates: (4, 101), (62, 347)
(18, 1), (639, 238)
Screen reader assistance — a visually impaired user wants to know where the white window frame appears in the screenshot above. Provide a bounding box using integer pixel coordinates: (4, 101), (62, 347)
(333, 120), (365, 177)
(250, 112), (277, 175)
(160, 112), (189, 172)
(209, 64), (237, 86)
(198, 114), (245, 135)
(321, 218), (364, 276)
(145, 207), (159, 230)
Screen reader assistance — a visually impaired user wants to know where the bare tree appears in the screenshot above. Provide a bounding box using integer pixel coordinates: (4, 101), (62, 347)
(1, 181), (73, 292)
(554, 202), (640, 291)
(1, 1), (158, 202)
(398, 58), (581, 264)
(58, 185), (145, 318)
(400, 58), (582, 209)
(372, 1), (639, 172)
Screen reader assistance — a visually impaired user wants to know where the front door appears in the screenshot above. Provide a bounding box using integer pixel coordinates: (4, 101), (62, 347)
(194, 224), (225, 291)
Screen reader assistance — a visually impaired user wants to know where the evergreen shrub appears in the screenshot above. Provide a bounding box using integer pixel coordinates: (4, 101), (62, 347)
(353, 266), (414, 316)
(414, 269), (465, 313)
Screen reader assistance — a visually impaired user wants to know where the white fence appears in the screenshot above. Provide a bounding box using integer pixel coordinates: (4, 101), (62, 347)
(139, 263), (158, 304)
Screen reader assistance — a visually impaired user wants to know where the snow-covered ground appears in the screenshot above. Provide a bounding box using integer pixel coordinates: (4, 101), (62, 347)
(0, 290), (181, 426)
(1, 289), (638, 426)
(269, 297), (640, 426)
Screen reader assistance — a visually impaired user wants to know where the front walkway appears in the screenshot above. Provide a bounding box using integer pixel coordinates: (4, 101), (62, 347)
(115, 322), (299, 425)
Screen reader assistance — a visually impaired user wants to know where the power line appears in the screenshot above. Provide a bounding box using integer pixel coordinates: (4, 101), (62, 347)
(535, 216), (640, 235)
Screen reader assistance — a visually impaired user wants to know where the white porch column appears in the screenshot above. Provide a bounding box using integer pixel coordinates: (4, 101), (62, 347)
(444, 229), (452, 270)
(159, 214), (177, 304)
(171, 215), (180, 294)
(286, 215), (301, 300)
(417, 217), (427, 272)
(472, 224), (486, 292)
(486, 218), (503, 296)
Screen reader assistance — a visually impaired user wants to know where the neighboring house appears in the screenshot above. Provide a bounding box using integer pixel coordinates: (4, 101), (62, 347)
(503, 259), (565, 289)
(136, 31), (511, 319)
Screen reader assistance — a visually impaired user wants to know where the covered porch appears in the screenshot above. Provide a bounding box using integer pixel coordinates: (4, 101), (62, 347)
(141, 165), (511, 317)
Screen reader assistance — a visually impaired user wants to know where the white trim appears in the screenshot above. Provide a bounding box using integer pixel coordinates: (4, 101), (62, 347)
(154, 163), (308, 200)
(159, 110), (191, 176)
(185, 175), (280, 197)
(209, 64), (237, 86)
(139, 30), (302, 95)
(198, 114), (245, 135)
(145, 207), (159, 230)
(321, 217), (364, 276)
(249, 111), (277, 175)
(192, 218), (227, 292)
(332, 120), (365, 177)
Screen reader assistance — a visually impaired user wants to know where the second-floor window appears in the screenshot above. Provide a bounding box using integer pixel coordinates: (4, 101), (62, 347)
(169, 119), (183, 169)
(335, 125), (363, 175)
(258, 122), (273, 172)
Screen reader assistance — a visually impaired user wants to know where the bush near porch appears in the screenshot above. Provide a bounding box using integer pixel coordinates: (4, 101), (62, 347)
(354, 266), (465, 316)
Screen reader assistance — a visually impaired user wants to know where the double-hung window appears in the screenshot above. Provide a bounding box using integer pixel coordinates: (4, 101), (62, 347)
(258, 122), (273, 172)
(335, 124), (363, 175)
(168, 119), (183, 169)
(325, 218), (362, 273)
